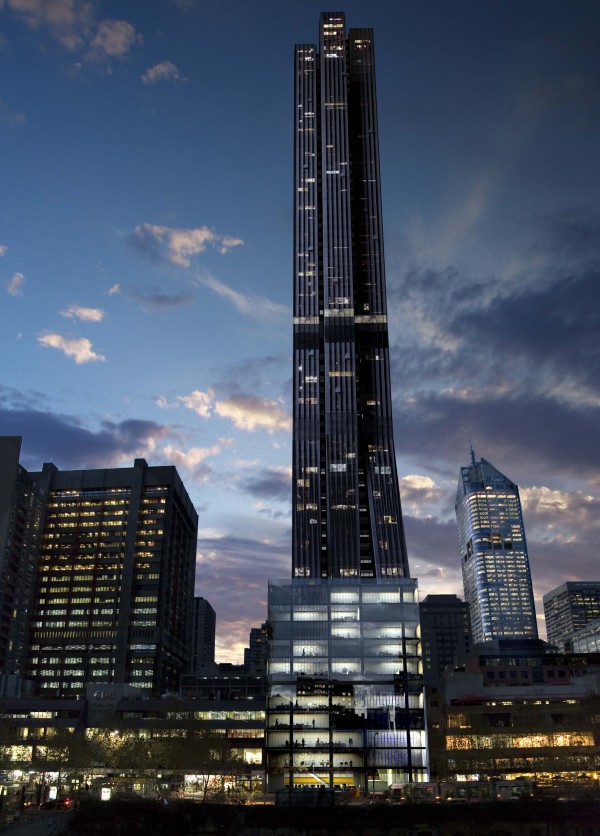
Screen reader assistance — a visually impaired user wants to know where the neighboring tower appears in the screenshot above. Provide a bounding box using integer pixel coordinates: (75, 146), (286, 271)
(419, 594), (471, 685)
(0, 437), (45, 677)
(191, 596), (216, 674)
(28, 458), (197, 697)
(293, 11), (408, 580)
(543, 581), (600, 648)
(244, 621), (271, 676)
(455, 451), (538, 645)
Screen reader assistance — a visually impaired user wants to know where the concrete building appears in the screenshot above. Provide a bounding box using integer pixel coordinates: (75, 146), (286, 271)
(244, 622), (271, 676)
(426, 647), (600, 786)
(565, 618), (600, 654)
(544, 582), (600, 648)
(419, 594), (471, 686)
(27, 457), (197, 697)
(190, 596), (216, 674)
(0, 437), (45, 677)
(455, 451), (537, 644)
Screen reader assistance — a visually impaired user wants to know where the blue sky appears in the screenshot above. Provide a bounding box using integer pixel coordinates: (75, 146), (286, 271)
(1, 0), (599, 661)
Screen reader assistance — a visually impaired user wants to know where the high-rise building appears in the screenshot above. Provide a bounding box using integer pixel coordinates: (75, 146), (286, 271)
(419, 594), (471, 685)
(543, 582), (600, 648)
(266, 13), (427, 795)
(292, 11), (408, 581)
(27, 457), (197, 697)
(244, 621), (271, 676)
(455, 451), (538, 645)
(190, 596), (216, 674)
(0, 437), (45, 677)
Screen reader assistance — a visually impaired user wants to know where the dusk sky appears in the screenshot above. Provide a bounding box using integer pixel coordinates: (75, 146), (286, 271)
(1, 0), (599, 662)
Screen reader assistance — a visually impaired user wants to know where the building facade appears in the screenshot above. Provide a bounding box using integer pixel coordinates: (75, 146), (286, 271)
(0, 690), (265, 806)
(426, 660), (600, 786)
(544, 582), (600, 649)
(191, 596), (216, 674)
(244, 622), (272, 677)
(292, 11), (408, 581)
(0, 437), (45, 677)
(565, 619), (600, 654)
(419, 594), (471, 686)
(267, 12), (426, 794)
(455, 452), (537, 645)
(27, 457), (197, 697)
(267, 578), (427, 791)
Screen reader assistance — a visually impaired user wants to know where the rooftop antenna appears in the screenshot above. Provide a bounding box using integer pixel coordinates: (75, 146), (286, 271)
(469, 438), (476, 468)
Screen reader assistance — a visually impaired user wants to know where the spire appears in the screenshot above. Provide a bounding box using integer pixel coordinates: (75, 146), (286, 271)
(469, 439), (476, 469)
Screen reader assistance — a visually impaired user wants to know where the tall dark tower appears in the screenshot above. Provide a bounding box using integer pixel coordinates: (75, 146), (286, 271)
(266, 14), (427, 794)
(293, 12), (408, 580)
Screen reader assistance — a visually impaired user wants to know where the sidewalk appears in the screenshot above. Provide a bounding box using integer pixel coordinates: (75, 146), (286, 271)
(1, 810), (73, 836)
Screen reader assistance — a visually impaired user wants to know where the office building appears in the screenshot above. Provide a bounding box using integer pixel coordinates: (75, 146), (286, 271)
(292, 11), (408, 581)
(244, 621), (271, 676)
(0, 437), (45, 677)
(27, 457), (197, 697)
(544, 582), (600, 648)
(191, 596), (216, 674)
(427, 662), (600, 785)
(455, 451), (538, 645)
(564, 618), (600, 654)
(419, 594), (471, 685)
(266, 13), (427, 794)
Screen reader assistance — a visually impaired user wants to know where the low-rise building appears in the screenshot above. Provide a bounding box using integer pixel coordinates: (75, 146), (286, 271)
(427, 645), (600, 786)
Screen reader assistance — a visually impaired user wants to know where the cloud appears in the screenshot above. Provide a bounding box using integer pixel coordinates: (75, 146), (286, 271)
(123, 286), (194, 310)
(395, 389), (600, 485)
(238, 465), (291, 502)
(2, 2), (141, 63)
(160, 387), (291, 434)
(2, 0), (95, 50)
(107, 283), (120, 295)
(398, 474), (445, 517)
(88, 19), (142, 62)
(520, 486), (600, 543)
(0, 97), (25, 126)
(60, 304), (104, 322)
(200, 273), (287, 322)
(38, 333), (105, 364)
(162, 439), (231, 479)
(0, 245), (7, 257)
(0, 393), (170, 470)
(215, 394), (291, 433)
(128, 223), (243, 267)
(196, 531), (290, 662)
(6, 272), (25, 296)
(141, 60), (182, 84)
(176, 389), (215, 418)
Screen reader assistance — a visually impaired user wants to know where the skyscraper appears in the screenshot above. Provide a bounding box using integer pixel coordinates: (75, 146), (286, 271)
(543, 581), (600, 648)
(28, 457), (197, 697)
(293, 11), (408, 580)
(0, 437), (45, 678)
(455, 451), (538, 645)
(266, 14), (427, 794)
(191, 596), (216, 674)
(419, 594), (471, 685)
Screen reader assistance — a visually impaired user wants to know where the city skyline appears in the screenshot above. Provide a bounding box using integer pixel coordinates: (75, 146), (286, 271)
(1, 1), (599, 660)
